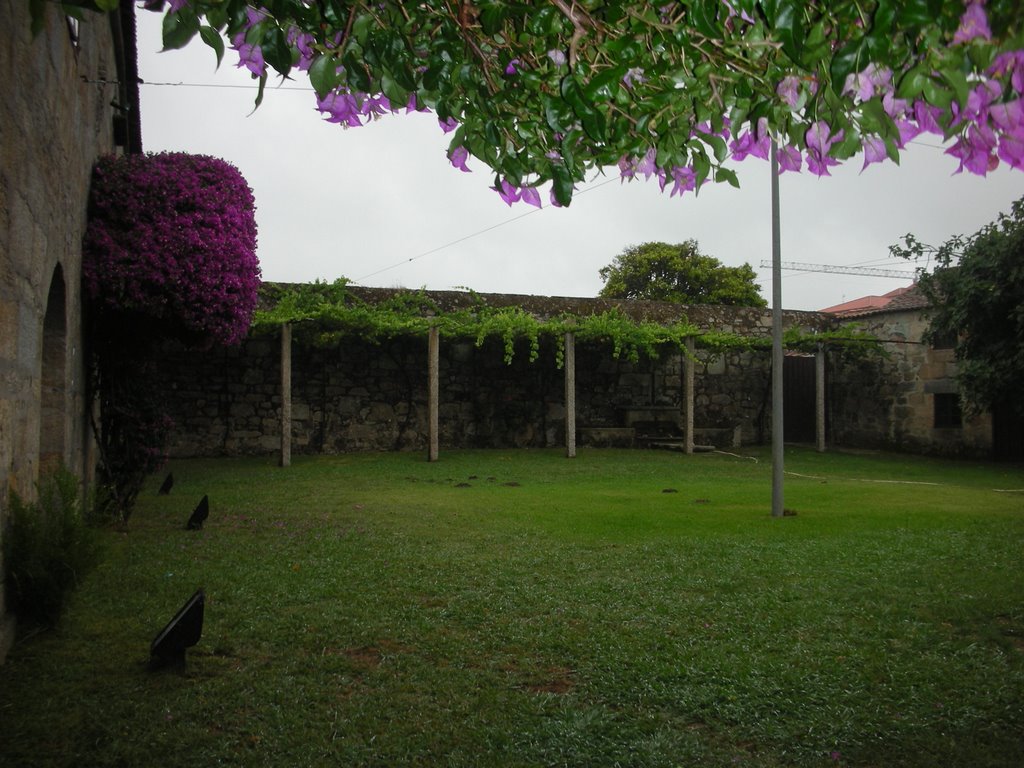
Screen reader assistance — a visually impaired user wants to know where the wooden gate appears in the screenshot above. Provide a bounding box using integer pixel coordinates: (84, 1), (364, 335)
(783, 354), (817, 443)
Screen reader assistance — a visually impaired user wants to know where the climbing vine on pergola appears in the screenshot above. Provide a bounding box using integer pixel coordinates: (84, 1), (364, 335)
(253, 280), (880, 365)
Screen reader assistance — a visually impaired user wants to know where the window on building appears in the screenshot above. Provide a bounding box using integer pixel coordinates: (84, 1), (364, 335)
(66, 17), (80, 48)
(930, 329), (957, 350)
(934, 393), (962, 428)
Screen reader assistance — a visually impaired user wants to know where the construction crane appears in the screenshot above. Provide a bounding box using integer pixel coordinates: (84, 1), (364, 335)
(758, 260), (917, 279)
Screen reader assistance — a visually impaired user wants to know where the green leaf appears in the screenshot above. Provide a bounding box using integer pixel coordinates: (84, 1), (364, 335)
(895, 0), (934, 29)
(583, 66), (625, 101)
(343, 51), (372, 92)
(162, 9), (201, 51)
(703, 132), (729, 163)
(582, 110), (607, 143)
(551, 163), (574, 207)
(940, 67), (970, 108)
(774, 0), (805, 61)
(896, 63), (931, 100)
(252, 73), (267, 112)
(715, 167), (740, 188)
(199, 25), (225, 69)
(561, 76), (605, 140)
(478, 5), (506, 35)
(261, 26), (292, 77)
(93, 0), (118, 11)
(309, 54), (339, 99)
(543, 95), (569, 133)
(690, 0), (721, 38)
(829, 38), (866, 92)
(922, 76), (954, 109)
(380, 72), (408, 107)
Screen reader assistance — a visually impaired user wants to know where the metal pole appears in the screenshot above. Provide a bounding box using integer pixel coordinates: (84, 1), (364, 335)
(564, 331), (576, 458)
(770, 139), (784, 518)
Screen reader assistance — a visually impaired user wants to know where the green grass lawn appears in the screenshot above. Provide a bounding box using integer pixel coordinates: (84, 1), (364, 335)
(1, 447), (1022, 767)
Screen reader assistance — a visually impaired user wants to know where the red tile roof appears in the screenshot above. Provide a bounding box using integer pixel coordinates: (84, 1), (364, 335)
(820, 284), (924, 317)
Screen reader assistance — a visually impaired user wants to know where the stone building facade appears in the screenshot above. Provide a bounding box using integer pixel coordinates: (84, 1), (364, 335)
(828, 289), (996, 457)
(0, 2), (140, 660)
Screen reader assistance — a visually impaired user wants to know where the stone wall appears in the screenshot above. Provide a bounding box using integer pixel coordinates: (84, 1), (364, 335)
(0, 2), (134, 659)
(830, 308), (992, 456)
(160, 291), (826, 457)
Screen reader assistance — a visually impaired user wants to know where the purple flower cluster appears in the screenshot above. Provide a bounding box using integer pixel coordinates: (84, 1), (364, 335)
(83, 152), (261, 345)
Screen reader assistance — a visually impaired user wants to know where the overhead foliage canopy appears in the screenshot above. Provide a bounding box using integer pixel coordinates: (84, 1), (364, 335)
(598, 241), (767, 306)
(72, 0), (1024, 206)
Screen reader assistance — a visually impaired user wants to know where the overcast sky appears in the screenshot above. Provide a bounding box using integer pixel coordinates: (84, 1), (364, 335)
(134, 11), (1024, 312)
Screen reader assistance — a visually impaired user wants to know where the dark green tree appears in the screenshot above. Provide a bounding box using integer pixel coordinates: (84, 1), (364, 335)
(891, 197), (1024, 418)
(598, 241), (766, 307)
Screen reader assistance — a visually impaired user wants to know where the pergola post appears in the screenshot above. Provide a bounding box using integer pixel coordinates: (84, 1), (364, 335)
(564, 331), (576, 458)
(816, 343), (826, 453)
(428, 325), (439, 462)
(279, 322), (292, 468)
(684, 337), (695, 455)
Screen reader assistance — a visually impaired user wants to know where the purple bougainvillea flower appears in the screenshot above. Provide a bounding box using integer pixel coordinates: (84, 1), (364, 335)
(805, 120), (843, 176)
(617, 155), (637, 181)
(288, 27), (316, 71)
(234, 42), (266, 77)
(519, 186), (542, 208)
(504, 58), (522, 75)
(777, 144), (803, 173)
(548, 49), (567, 66)
(730, 118), (770, 162)
(998, 132), (1024, 169)
(954, 1), (992, 44)
(316, 90), (362, 127)
(496, 179), (521, 206)
(668, 166), (696, 197)
(439, 116), (459, 134)
(843, 64), (893, 102)
(449, 146), (471, 173)
(946, 123), (999, 174)
(914, 100), (945, 135)
(990, 98), (1024, 132)
(722, 0), (755, 24)
(861, 135), (888, 171)
(82, 152), (260, 346)
(776, 75), (801, 108)
(623, 67), (647, 90)
(636, 147), (658, 179)
(988, 51), (1024, 93)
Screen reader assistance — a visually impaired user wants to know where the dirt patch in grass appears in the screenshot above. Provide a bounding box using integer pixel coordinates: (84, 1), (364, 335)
(522, 665), (575, 695)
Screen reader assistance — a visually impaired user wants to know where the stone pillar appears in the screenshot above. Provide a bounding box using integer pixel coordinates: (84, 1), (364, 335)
(280, 323), (292, 468)
(816, 343), (826, 453)
(684, 337), (695, 454)
(428, 326), (439, 462)
(564, 331), (576, 458)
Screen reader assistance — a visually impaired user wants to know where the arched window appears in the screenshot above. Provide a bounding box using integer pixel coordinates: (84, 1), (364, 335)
(39, 265), (67, 472)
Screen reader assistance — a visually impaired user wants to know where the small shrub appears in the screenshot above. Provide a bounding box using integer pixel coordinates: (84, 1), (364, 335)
(3, 467), (100, 627)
